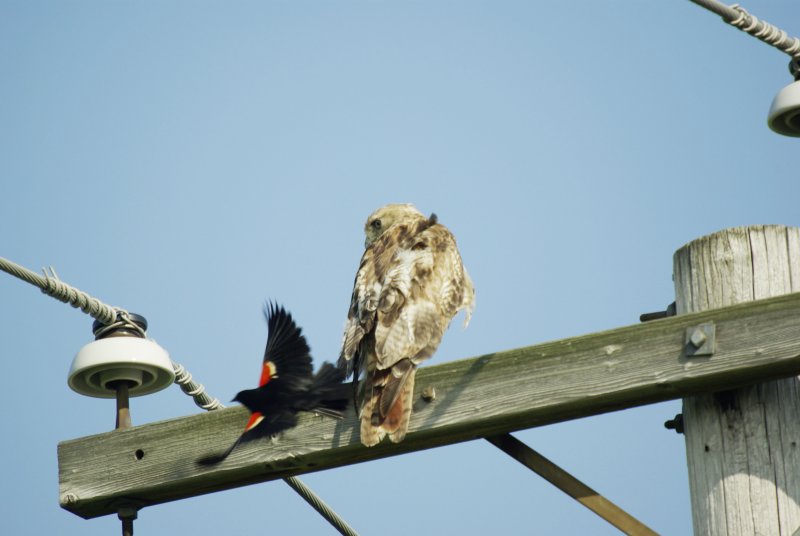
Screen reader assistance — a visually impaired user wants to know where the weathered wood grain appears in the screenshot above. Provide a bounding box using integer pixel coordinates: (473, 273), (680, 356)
(676, 225), (800, 536)
(59, 291), (800, 520)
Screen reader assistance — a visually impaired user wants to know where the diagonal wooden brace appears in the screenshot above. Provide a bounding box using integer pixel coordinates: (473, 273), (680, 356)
(487, 434), (657, 535)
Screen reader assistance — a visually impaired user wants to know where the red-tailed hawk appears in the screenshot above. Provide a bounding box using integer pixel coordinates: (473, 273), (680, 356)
(339, 204), (474, 446)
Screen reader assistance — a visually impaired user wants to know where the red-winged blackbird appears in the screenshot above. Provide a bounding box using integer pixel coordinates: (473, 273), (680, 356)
(198, 303), (348, 465)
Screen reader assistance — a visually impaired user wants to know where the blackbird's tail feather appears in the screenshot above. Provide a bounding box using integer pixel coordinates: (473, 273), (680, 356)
(313, 361), (346, 389)
(310, 362), (349, 415)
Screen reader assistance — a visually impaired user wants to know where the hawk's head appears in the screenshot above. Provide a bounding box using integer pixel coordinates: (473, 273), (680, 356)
(363, 203), (425, 248)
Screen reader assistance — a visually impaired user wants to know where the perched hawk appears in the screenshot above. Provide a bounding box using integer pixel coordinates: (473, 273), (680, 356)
(339, 204), (474, 447)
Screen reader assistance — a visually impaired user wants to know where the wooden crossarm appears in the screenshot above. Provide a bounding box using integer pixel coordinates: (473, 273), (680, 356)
(59, 292), (800, 519)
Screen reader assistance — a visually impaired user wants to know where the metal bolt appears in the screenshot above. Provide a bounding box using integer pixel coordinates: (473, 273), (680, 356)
(118, 507), (138, 521)
(689, 329), (707, 348)
(664, 413), (684, 434)
(118, 507), (138, 536)
(421, 386), (436, 402)
(639, 302), (677, 323)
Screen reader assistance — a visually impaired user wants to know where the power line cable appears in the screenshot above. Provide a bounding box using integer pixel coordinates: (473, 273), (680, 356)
(689, 0), (800, 58)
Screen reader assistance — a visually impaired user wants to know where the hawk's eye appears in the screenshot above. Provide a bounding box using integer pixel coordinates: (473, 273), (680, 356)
(371, 219), (382, 230)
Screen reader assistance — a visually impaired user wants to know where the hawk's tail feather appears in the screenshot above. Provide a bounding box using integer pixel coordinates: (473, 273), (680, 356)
(360, 394), (385, 447)
(359, 362), (417, 446)
(377, 359), (414, 419)
(386, 369), (415, 444)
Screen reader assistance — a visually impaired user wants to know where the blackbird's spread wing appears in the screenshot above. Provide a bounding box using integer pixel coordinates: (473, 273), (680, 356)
(261, 302), (314, 394)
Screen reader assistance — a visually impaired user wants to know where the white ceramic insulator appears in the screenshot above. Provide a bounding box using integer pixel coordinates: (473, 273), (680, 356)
(768, 80), (800, 137)
(68, 337), (175, 398)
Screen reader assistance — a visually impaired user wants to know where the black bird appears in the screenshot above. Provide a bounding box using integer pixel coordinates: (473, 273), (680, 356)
(198, 303), (348, 465)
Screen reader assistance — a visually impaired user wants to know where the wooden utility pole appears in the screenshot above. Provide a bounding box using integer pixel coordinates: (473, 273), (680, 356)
(675, 225), (800, 535)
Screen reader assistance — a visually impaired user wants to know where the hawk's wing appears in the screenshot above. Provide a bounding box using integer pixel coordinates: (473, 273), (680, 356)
(372, 222), (472, 369)
(339, 216), (473, 376)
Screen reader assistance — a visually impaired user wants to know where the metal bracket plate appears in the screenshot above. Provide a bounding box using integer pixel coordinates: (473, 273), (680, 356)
(685, 323), (716, 357)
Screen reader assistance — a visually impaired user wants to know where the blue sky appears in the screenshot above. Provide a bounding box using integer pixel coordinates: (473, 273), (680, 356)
(1, 1), (798, 534)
